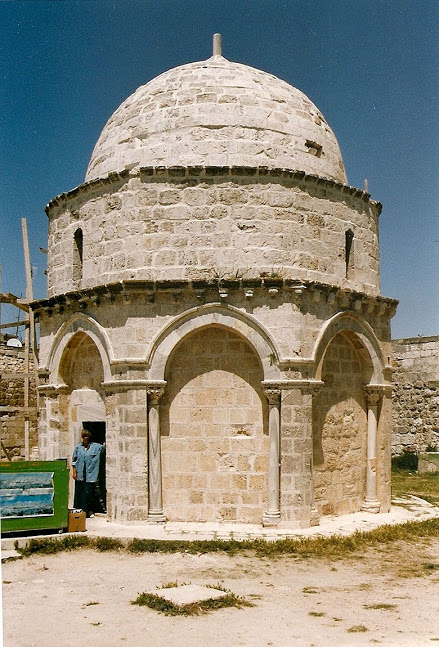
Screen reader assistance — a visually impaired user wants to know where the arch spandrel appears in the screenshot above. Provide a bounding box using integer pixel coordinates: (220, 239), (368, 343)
(313, 311), (386, 384)
(47, 313), (113, 384)
(147, 304), (282, 382)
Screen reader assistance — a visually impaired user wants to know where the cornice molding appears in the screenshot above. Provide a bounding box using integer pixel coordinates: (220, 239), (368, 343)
(45, 165), (381, 215)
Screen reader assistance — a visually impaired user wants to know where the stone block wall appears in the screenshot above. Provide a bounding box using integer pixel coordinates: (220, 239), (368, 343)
(0, 346), (38, 460)
(392, 336), (439, 455)
(313, 333), (368, 515)
(105, 388), (148, 522)
(161, 325), (269, 523)
(46, 168), (381, 299)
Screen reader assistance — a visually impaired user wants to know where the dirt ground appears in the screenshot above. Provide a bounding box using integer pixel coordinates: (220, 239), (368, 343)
(2, 538), (439, 647)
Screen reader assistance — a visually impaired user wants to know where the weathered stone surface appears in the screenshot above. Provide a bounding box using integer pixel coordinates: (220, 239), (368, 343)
(0, 346), (38, 461)
(35, 44), (395, 528)
(85, 57), (346, 184)
(392, 336), (439, 454)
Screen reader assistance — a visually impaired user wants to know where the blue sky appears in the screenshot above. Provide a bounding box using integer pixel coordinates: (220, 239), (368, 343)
(1, 0), (438, 338)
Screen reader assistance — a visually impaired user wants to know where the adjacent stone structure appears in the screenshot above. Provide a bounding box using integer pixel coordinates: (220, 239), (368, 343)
(391, 336), (439, 455)
(34, 36), (397, 527)
(0, 343), (38, 460)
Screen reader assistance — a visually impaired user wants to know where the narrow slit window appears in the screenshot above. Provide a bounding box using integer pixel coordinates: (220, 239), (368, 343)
(73, 228), (83, 282)
(345, 229), (354, 278)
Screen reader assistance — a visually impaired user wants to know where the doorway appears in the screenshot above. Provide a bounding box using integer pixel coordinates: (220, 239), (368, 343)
(83, 421), (106, 513)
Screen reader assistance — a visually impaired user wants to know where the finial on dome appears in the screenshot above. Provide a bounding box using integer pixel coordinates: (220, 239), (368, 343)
(213, 33), (222, 57)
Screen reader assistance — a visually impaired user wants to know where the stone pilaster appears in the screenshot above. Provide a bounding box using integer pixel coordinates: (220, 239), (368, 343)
(301, 385), (322, 527)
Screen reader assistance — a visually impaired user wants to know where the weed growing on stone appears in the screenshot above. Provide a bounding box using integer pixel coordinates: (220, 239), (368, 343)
(347, 625), (368, 633)
(131, 588), (254, 616)
(309, 611), (325, 617)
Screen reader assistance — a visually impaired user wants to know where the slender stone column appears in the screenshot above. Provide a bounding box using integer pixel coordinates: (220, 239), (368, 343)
(361, 386), (383, 513)
(263, 387), (281, 526)
(147, 385), (166, 523)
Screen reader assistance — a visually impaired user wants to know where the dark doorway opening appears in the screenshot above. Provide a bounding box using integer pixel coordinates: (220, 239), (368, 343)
(83, 421), (106, 513)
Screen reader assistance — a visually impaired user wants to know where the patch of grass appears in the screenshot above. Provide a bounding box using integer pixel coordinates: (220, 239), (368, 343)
(93, 537), (124, 552)
(2, 580), (11, 585)
(12, 517), (439, 560)
(309, 611), (325, 617)
(127, 537), (243, 555)
(303, 587), (319, 594)
(16, 534), (91, 556)
(83, 601), (100, 607)
(347, 625), (368, 633)
(364, 603), (397, 611)
(392, 471), (439, 505)
(131, 589), (254, 616)
(423, 563), (439, 572)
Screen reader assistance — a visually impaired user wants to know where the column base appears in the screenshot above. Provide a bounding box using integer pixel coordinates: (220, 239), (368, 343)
(310, 506), (320, 527)
(361, 499), (381, 513)
(147, 511), (166, 524)
(262, 511), (281, 527)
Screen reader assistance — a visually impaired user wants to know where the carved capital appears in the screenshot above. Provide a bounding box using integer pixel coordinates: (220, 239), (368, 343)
(263, 387), (281, 405)
(147, 387), (165, 404)
(364, 385), (384, 406)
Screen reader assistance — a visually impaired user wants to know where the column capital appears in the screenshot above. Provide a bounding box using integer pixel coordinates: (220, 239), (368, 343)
(263, 386), (281, 404)
(37, 383), (69, 397)
(364, 385), (385, 406)
(145, 380), (167, 404)
(146, 385), (166, 404)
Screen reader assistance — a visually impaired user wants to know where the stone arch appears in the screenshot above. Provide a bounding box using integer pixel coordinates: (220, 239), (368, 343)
(47, 313), (113, 384)
(147, 304), (281, 382)
(311, 312), (385, 517)
(160, 323), (269, 524)
(313, 311), (385, 384)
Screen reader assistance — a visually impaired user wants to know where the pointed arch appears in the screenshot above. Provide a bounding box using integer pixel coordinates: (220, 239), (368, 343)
(147, 303), (282, 382)
(313, 311), (385, 384)
(47, 313), (113, 384)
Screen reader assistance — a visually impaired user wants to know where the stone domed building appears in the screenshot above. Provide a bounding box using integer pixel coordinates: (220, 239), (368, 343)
(35, 35), (397, 527)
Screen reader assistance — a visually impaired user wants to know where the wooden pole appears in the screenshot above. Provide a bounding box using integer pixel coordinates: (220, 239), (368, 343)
(21, 218), (34, 460)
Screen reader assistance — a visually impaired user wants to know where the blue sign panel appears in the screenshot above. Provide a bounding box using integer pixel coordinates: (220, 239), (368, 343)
(0, 472), (55, 518)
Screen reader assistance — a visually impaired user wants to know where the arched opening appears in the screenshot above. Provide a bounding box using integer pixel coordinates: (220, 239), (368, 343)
(160, 325), (269, 523)
(58, 332), (106, 510)
(312, 331), (373, 516)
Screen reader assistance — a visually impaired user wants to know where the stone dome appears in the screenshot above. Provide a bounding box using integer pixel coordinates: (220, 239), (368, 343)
(86, 53), (347, 183)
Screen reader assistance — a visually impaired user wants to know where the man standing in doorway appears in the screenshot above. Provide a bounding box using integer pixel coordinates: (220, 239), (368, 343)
(72, 429), (103, 517)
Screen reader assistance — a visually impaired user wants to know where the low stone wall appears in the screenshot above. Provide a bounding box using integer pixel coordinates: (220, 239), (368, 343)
(392, 336), (439, 455)
(0, 345), (38, 461)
